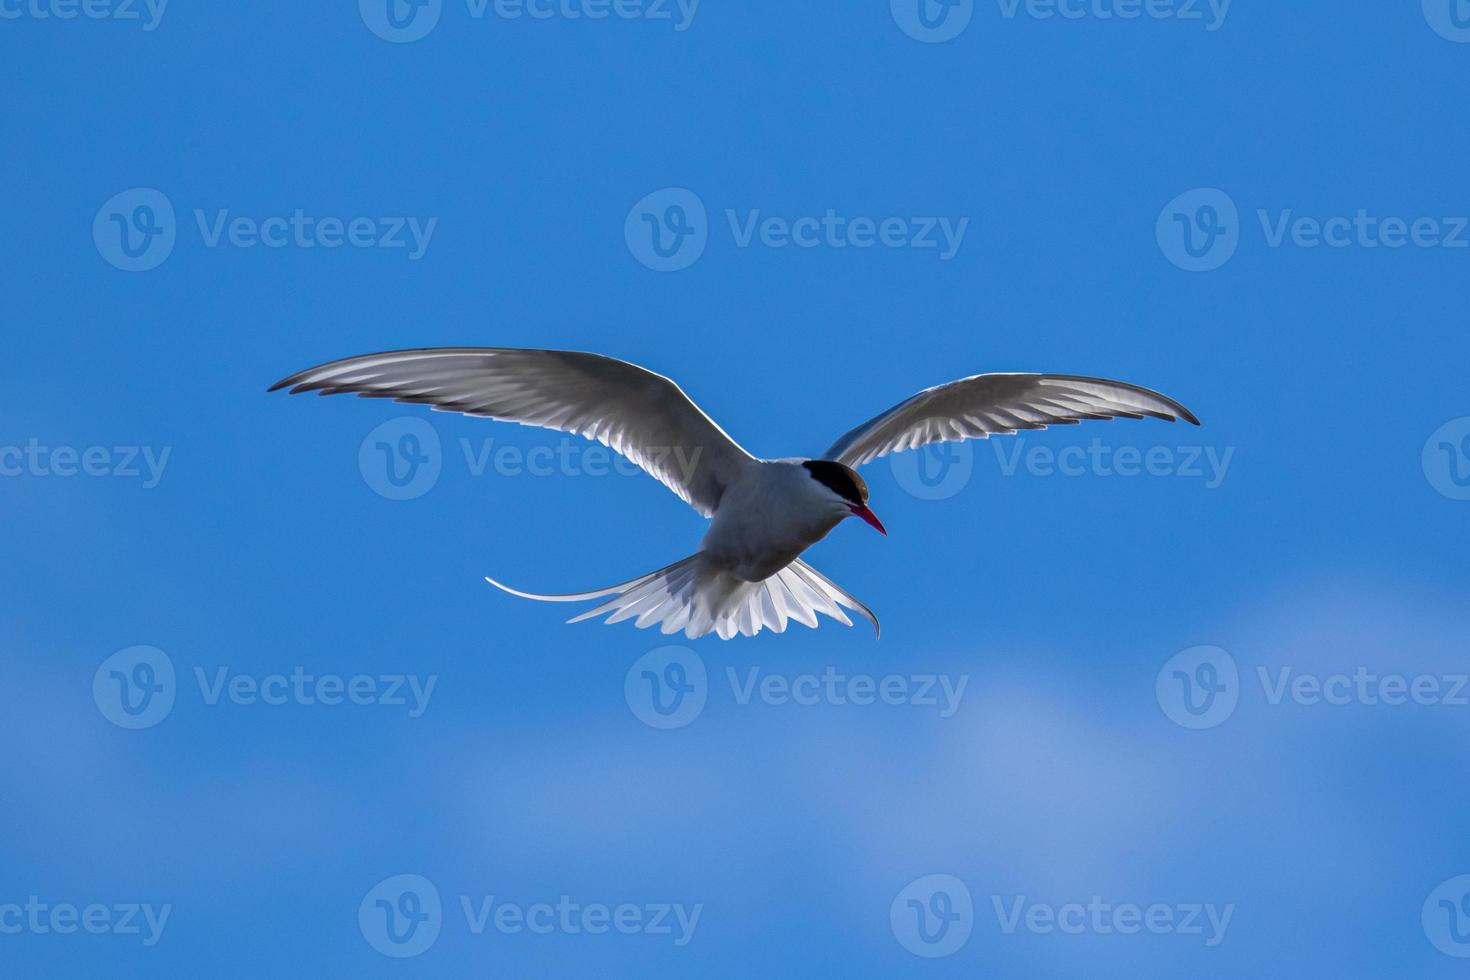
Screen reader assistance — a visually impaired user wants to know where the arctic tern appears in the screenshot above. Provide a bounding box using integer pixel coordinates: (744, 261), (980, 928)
(271, 348), (1198, 640)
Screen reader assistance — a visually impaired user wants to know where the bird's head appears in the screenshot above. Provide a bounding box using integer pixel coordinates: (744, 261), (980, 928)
(802, 460), (886, 535)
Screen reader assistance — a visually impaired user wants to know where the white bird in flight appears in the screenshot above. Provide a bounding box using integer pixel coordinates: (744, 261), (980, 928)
(271, 348), (1198, 640)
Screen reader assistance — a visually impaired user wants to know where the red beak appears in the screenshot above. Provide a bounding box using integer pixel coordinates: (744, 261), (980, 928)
(849, 503), (887, 536)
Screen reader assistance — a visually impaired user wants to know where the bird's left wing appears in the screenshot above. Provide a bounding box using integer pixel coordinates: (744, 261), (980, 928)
(823, 373), (1199, 468)
(270, 347), (756, 516)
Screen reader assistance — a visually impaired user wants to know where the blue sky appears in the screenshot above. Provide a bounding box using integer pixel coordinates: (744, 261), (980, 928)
(4, 0), (1470, 976)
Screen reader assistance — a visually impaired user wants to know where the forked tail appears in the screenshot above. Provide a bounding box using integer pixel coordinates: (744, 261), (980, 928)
(485, 553), (879, 640)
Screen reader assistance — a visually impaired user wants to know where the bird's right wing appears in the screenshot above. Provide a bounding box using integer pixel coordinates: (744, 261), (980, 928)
(824, 373), (1200, 468)
(270, 347), (756, 516)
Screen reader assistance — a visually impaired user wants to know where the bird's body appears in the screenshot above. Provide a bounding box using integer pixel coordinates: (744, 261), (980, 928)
(271, 347), (1199, 640)
(702, 460), (848, 582)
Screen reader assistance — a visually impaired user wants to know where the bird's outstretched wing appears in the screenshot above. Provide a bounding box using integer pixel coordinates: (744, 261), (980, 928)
(823, 373), (1200, 468)
(270, 347), (756, 516)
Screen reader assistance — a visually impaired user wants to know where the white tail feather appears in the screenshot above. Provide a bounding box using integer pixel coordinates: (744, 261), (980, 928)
(485, 554), (879, 640)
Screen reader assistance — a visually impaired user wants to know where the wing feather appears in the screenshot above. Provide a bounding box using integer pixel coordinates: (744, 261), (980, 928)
(272, 347), (754, 516)
(824, 373), (1199, 468)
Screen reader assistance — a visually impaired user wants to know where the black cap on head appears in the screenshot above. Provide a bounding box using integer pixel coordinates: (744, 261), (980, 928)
(802, 459), (869, 507)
